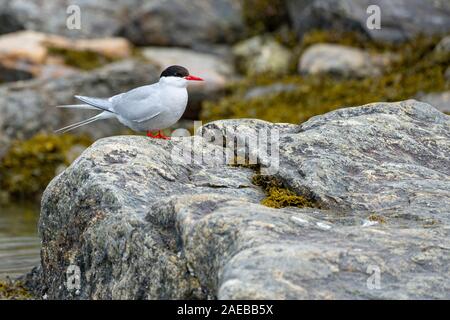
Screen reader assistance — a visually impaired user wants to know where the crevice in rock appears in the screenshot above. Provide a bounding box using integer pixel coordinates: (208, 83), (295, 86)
(229, 157), (319, 209)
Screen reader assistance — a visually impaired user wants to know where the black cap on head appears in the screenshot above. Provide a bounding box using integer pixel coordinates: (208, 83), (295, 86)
(160, 65), (189, 78)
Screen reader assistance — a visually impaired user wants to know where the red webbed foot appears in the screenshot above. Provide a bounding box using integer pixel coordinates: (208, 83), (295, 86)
(147, 130), (170, 140)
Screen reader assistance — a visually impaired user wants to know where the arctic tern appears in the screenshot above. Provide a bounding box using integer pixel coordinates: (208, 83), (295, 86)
(55, 65), (203, 139)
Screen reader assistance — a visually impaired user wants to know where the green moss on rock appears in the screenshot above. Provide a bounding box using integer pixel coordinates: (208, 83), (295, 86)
(300, 30), (386, 52)
(201, 33), (450, 124)
(48, 47), (118, 70)
(0, 280), (33, 300)
(0, 133), (92, 199)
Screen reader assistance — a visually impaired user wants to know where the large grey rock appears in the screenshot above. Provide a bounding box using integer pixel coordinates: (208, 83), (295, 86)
(0, 59), (159, 155)
(37, 136), (264, 299)
(0, 0), (244, 48)
(244, 83), (298, 100)
(202, 100), (450, 217)
(286, 0), (450, 42)
(299, 43), (384, 78)
(32, 100), (450, 299)
(119, 0), (244, 49)
(0, 0), (142, 39)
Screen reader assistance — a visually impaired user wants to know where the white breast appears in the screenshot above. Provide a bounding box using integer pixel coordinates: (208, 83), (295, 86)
(156, 85), (188, 128)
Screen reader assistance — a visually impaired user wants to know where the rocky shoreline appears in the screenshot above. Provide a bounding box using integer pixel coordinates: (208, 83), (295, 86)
(1, 0), (450, 300)
(24, 101), (450, 299)
(1, 1), (450, 206)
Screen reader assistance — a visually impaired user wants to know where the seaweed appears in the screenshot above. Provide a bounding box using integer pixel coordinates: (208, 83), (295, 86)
(0, 133), (92, 200)
(201, 32), (450, 124)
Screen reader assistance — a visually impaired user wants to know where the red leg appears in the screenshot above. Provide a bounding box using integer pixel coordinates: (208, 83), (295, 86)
(155, 130), (171, 140)
(148, 130), (170, 140)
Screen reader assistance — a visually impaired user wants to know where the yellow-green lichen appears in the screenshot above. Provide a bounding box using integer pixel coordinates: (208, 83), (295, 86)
(368, 214), (386, 224)
(201, 32), (450, 124)
(0, 281), (33, 300)
(47, 47), (118, 70)
(252, 174), (316, 209)
(0, 133), (92, 200)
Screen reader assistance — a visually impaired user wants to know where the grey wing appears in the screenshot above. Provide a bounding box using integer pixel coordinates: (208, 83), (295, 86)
(110, 84), (163, 122)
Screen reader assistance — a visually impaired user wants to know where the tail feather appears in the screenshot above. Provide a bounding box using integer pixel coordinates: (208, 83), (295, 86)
(55, 111), (114, 134)
(56, 104), (99, 110)
(75, 95), (115, 114)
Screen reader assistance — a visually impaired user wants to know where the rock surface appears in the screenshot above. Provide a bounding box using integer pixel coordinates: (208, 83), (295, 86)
(0, 31), (132, 82)
(0, 0), (244, 48)
(244, 83), (298, 100)
(0, 31), (132, 63)
(286, 0), (450, 42)
(32, 100), (450, 299)
(299, 44), (385, 78)
(0, 0), (139, 39)
(119, 0), (244, 49)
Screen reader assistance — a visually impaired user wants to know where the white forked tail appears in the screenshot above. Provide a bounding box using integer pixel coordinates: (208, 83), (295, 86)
(74, 95), (115, 113)
(56, 104), (99, 110)
(55, 95), (116, 133)
(55, 111), (115, 133)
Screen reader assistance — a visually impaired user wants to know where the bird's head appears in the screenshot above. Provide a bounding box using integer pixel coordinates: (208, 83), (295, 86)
(159, 65), (204, 87)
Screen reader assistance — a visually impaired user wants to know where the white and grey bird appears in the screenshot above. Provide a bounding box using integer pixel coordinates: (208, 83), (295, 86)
(55, 65), (203, 139)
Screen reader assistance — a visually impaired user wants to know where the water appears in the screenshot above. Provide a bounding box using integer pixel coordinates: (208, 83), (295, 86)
(0, 204), (40, 280)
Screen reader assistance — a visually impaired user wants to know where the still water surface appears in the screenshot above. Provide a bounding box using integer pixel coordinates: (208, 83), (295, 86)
(0, 204), (40, 279)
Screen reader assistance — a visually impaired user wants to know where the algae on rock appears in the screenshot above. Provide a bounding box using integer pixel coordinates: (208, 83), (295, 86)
(201, 33), (450, 124)
(0, 280), (33, 300)
(252, 174), (316, 209)
(47, 47), (119, 71)
(0, 133), (92, 199)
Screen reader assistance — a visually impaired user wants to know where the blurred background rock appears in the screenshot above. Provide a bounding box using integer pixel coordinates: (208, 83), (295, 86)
(0, 0), (449, 283)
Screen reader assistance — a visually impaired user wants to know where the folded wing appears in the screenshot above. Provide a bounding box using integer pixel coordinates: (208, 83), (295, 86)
(110, 83), (163, 122)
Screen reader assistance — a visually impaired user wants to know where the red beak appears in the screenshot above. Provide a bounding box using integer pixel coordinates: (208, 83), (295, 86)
(184, 75), (204, 81)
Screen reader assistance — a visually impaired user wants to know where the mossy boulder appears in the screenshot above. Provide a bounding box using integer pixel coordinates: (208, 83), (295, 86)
(47, 47), (118, 71)
(233, 35), (293, 76)
(202, 33), (450, 124)
(299, 43), (387, 78)
(34, 108), (450, 299)
(0, 133), (92, 201)
(286, 0), (450, 42)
